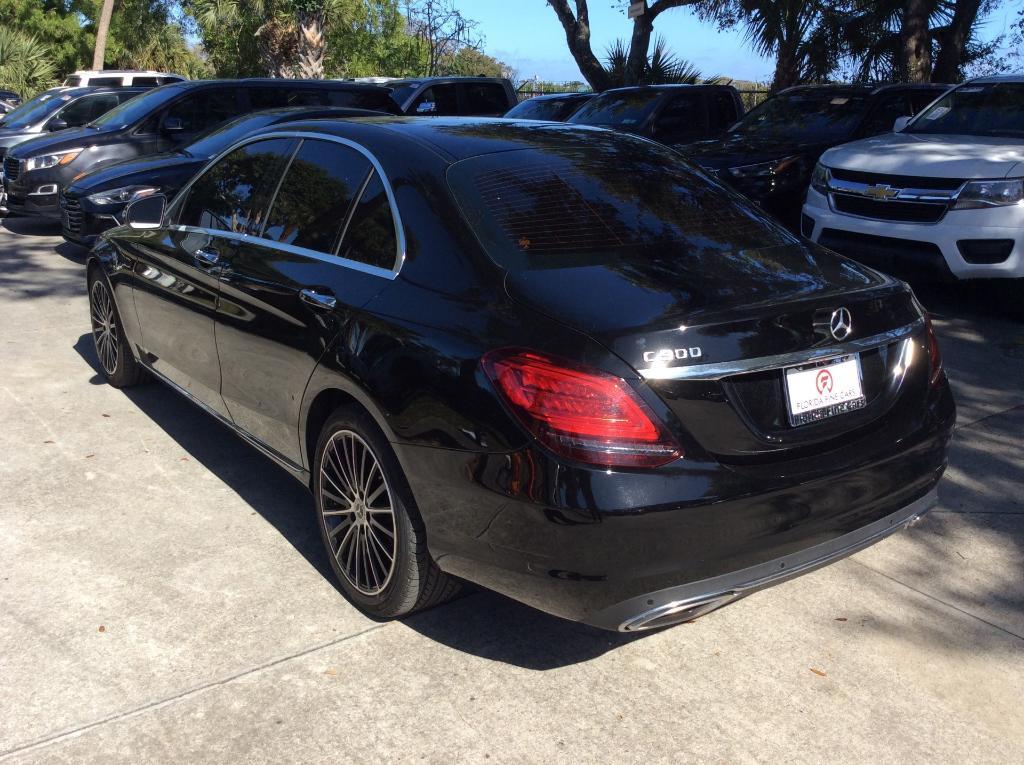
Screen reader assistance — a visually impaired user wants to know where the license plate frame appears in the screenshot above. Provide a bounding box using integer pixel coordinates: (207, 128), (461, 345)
(783, 354), (867, 427)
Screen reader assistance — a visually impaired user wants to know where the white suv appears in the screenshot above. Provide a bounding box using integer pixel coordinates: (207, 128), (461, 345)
(802, 75), (1024, 281)
(62, 70), (186, 88)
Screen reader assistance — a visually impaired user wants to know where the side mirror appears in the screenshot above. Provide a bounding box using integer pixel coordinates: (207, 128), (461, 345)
(125, 194), (166, 229)
(893, 115), (911, 132)
(47, 118), (68, 132)
(162, 116), (184, 132)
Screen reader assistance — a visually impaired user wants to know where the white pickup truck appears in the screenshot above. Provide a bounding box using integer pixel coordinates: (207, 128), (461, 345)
(802, 75), (1024, 281)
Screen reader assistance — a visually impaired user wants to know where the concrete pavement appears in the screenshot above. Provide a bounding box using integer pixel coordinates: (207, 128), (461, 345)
(1, 217), (1022, 763)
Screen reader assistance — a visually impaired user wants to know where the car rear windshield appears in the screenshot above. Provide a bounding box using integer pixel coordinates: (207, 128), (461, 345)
(447, 142), (793, 272)
(908, 82), (1024, 137)
(89, 86), (179, 129)
(0, 92), (67, 128)
(568, 91), (662, 128)
(507, 96), (588, 121)
(731, 92), (869, 142)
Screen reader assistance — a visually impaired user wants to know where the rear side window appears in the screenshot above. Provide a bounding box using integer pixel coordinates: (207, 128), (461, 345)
(653, 93), (707, 144)
(165, 89), (240, 132)
(88, 77), (123, 86)
(132, 77), (160, 87)
(448, 145), (791, 272)
(324, 89), (397, 113)
(178, 138), (294, 234)
(64, 76), (82, 86)
(461, 83), (509, 115)
(263, 139), (372, 253)
(337, 171), (398, 270)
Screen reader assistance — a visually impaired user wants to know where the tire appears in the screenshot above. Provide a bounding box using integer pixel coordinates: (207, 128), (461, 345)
(88, 275), (147, 388)
(312, 406), (459, 619)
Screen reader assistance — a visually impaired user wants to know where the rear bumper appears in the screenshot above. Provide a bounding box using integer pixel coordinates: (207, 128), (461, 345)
(803, 187), (1024, 280)
(395, 377), (954, 630)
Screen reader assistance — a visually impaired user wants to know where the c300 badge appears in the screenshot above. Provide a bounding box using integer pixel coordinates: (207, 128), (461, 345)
(643, 347), (703, 364)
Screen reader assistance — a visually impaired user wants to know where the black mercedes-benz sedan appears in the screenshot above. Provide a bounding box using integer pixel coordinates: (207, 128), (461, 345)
(86, 117), (955, 631)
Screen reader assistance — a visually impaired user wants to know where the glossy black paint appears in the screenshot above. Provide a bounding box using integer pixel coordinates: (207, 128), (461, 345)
(4, 79), (400, 220)
(60, 106), (390, 246)
(680, 83), (948, 229)
(90, 118), (954, 628)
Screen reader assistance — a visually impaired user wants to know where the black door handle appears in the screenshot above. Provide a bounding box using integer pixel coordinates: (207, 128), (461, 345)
(299, 288), (337, 310)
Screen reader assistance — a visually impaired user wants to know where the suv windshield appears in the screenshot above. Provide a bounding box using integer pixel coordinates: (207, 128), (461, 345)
(568, 91), (661, 128)
(908, 82), (1024, 138)
(731, 92), (869, 142)
(0, 92), (66, 129)
(89, 86), (179, 129)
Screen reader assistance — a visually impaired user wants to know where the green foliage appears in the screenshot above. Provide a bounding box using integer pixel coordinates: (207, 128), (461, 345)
(0, 26), (58, 97)
(604, 37), (705, 87)
(324, 0), (426, 77)
(0, 0), (93, 78)
(439, 46), (506, 78)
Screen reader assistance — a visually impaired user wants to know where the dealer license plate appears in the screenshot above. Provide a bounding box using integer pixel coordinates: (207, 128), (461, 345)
(784, 355), (866, 426)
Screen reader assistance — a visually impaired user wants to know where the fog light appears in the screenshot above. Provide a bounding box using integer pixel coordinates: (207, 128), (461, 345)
(30, 184), (58, 196)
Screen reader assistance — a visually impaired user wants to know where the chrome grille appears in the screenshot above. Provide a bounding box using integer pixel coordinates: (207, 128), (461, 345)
(3, 154), (20, 181)
(826, 169), (962, 225)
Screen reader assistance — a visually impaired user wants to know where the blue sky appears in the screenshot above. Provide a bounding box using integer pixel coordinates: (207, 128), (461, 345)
(456, 1), (1020, 84)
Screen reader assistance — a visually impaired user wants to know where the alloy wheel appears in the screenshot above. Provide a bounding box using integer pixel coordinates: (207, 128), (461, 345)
(319, 430), (397, 596)
(90, 280), (119, 376)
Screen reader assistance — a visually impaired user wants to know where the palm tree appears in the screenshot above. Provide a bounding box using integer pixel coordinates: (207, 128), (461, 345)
(603, 37), (706, 87)
(93, 0), (116, 70)
(0, 28), (57, 98)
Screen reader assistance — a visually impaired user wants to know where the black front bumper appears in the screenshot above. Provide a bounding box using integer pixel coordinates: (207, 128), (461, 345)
(60, 191), (121, 246)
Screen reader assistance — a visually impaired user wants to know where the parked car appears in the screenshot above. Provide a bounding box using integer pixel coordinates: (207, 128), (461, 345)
(0, 87), (147, 213)
(63, 69), (186, 87)
(804, 76), (1024, 282)
(567, 84), (744, 147)
(681, 83), (947, 229)
(0, 89), (21, 108)
(3, 78), (400, 219)
(60, 105), (390, 246)
(87, 117), (954, 631)
(387, 76), (518, 116)
(503, 92), (595, 121)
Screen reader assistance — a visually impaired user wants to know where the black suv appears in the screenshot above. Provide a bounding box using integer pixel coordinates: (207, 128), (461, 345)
(3, 78), (400, 219)
(387, 77), (518, 116)
(680, 83), (948, 229)
(567, 84), (744, 147)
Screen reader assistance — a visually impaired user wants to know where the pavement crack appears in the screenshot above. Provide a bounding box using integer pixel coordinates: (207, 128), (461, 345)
(848, 558), (1024, 644)
(955, 403), (1024, 431)
(0, 623), (388, 761)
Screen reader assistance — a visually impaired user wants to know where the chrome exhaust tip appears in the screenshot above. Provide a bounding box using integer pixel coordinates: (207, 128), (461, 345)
(620, 591), (741, 632)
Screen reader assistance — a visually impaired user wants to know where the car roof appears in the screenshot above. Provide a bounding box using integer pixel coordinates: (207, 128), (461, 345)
(523, 92), (593, 101)
(48, 86), (149, 98)
(156, 79), (392, 93)
(388, 76), (509, 87)
(251, 116), (654, 164)
(598, 84), (736, 95)
(777, 83), (948, 97)
(963, 74), (1024, 84)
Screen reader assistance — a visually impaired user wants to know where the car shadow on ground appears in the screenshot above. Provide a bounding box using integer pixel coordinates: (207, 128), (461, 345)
(72, 332), (648, 668)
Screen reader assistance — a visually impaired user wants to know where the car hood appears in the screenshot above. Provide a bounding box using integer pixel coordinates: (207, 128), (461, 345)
(6, 125), (109, 159)
(820, 132), (1024, 179)
(66, 152), (202, 193)
(681, 133), (833, 170)
(0, 130), (35, 152)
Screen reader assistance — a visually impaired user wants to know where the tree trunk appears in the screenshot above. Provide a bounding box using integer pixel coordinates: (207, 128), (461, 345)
(624, 12), (653, 85)
(547, 0), (611, 91)
(92, 0), (115, 70)
(932, 0), (982, 82)
(296, 10), (326, 79)
(901, 0), (932, 83)
(771, 38), (801, 91)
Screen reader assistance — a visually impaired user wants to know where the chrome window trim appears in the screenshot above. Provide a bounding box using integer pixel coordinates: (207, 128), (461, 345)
(166, 130), (407, 279)
(639, 318), (924, 381)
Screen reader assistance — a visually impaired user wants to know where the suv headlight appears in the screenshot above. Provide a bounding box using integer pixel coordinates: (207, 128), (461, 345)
(953, 178), (1024, 210)
(728, 155), (802, 179)
(87, 185), (158, 206)
(26, 148), (83, 171)
(811, 163), (831, 195)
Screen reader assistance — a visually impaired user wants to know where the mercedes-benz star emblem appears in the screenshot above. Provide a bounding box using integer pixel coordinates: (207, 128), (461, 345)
(829, 307), (852, 341)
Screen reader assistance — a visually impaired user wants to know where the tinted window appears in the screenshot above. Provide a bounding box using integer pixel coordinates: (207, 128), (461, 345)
(0, 92), (67, 129)
(185, 114), (281, 159)
(505, 95), (591, 121)
(860, 93), (910, 136)
(568, 90), (661, 129)
(412, 85), (458, 115)
(250, 87), (325, 109)
(337, 171), (398, 270)
(731, 91), (870, 142)
(133, 77), (160, 87)
(164, 89), (239, 132)
(54, 94), (119, 127)
(324, 89), (398, 113)
(909, 90), (940, 113)
(653, 93), (706, 144)
(89, 77), (123, 86)
(448, 145), (791, 272)
(709, 91), (739, 131)
(64, 77), (82, 86)
(263, 140), (371, 252)
(908, 83), (1024, 138)
(461, 83), (509, 115)
(179, 138), (294, 234)
(90, 86), (181, 128)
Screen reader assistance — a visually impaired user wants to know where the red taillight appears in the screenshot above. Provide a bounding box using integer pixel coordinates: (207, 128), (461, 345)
(481, 349), (681, 468)
(925, 315), (943, 387)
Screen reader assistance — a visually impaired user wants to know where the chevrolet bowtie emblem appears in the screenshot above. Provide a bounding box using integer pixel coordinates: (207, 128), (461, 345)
(864, 184), (900, 200)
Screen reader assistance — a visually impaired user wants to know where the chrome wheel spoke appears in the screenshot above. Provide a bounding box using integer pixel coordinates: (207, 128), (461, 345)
(318, 429), (398, 596)
(90, 282), (119, 375)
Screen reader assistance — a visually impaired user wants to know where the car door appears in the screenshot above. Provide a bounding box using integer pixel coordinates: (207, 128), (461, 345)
(648, 91), (709, 146)
(458, 82), (512, 116)
(46, 93), (120, 131)
(129, 137), (296, 416)
(154, 88), (243, 151)
(214, 136), (400, 464)
(410, 85), (460, 115)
